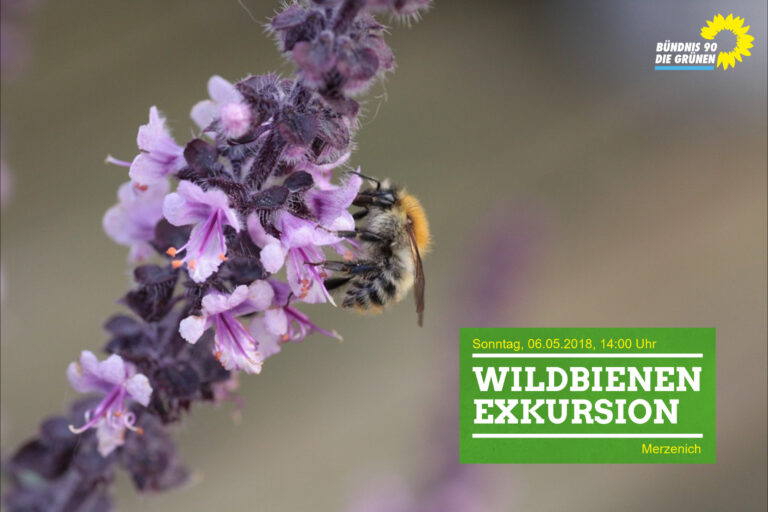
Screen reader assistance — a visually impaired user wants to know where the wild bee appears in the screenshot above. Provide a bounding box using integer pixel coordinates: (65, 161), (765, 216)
(320, 174), (431, 326)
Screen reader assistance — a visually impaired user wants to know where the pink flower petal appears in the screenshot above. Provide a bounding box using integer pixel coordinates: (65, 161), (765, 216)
(190, 99), (217, 130)
(264, 307), (288, 335)
(125, 374), (153, 407)
(261, 242), (287, 273)
(207, 75), (241, 105)
(179, 315), (207, 344)
(96, 420), (125, 457)
(97, 354), (127, 386)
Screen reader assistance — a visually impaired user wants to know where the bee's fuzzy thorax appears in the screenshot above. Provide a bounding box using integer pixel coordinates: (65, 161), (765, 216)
(399, 192), (431, 253)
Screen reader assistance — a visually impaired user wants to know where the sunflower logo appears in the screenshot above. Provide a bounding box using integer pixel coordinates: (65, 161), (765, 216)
(701, 14), (754, 70)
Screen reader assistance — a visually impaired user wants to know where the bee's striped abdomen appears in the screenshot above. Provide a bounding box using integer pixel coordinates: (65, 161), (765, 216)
(342, 271), (399, 312)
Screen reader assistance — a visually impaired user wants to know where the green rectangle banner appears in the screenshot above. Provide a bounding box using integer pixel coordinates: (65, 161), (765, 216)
(459, 328), (716, 463)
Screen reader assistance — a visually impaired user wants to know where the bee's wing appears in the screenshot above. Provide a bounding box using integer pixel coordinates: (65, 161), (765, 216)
(406, 223), (426, 327)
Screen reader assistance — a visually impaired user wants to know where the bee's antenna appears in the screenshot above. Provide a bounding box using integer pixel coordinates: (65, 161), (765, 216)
(345, 170), (381, 189)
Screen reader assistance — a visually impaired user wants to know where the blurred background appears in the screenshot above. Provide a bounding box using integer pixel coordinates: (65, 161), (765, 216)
(1, 0), (766, 510)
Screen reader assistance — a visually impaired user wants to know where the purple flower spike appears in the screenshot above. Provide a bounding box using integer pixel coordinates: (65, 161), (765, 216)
(67, 351), (153, 457)
(191, 75), (252, 139)
(5, 0), (431, 506)
(163, 180), (241, 283)
(128, 107), (185, 186)
(179, 282), (274, 374)
(103, 180), (169, 262)
(250, 281), (342, 360)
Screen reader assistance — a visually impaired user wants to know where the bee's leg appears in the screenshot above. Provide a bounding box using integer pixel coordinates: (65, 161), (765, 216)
(335, 229), (387, 243)
(324, 276), (352, 291)
(352, 192), (394, 208)
(353, 207), (369, 220)
(317, 260), (379, 275)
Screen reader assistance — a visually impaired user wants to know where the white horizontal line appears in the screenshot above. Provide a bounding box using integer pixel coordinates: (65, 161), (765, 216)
(471, 353), (703, 358)
(472, 433), (703, 439)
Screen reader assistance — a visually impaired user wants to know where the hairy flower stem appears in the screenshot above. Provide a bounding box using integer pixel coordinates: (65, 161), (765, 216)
(334, 0), (367, 32)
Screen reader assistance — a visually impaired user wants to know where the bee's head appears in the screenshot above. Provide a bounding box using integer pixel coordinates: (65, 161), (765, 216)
(361, 176), (398, 207)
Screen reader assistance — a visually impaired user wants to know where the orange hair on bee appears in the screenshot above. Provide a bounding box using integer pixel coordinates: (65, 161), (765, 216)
(353, 304), (384, 315)
(400, 192), (431, 253)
